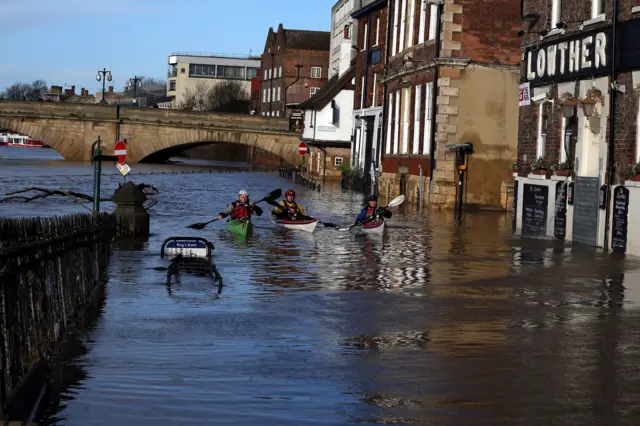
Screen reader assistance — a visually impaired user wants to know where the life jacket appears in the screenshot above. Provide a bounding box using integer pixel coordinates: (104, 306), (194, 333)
(364, 206), (381, 220)
(230, 201), (251, 220)
(282, 200), (301, 216)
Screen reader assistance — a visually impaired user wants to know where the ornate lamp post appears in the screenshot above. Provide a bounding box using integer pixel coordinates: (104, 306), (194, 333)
(96, 68), (112, 104)
(128, 75), (142, 98)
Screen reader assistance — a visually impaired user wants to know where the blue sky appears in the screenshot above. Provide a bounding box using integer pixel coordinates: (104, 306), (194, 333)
(0, 0), (334, 93)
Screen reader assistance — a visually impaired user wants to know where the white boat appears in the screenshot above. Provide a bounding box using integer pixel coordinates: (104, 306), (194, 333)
(6, 133), (43, 148)
(361, 219), (385, 234)
(270, 215), (319, 233)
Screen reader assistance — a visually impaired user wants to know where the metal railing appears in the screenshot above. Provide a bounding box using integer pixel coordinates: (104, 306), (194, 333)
(171, 51), (261, 59)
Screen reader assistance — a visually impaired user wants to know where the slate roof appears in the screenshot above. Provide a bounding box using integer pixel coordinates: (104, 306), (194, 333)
(298, 64), (356, 110)
(283, 28), (331, 51)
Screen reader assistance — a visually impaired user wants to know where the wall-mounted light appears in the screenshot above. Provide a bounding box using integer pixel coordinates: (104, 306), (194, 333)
(558, 92), (577, 118)
(579, 87), (603, 118)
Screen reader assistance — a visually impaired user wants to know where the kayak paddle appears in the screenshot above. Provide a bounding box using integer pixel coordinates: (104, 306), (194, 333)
(186, 188), (282, 230)
(338, 195), (405, 231)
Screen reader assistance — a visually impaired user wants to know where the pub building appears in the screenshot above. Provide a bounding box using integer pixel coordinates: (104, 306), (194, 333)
(376, 0), (522, 209)
(514, 0), (640, 255)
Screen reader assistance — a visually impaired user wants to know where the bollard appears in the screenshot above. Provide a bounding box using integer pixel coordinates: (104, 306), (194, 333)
(111, 181), (150, 236)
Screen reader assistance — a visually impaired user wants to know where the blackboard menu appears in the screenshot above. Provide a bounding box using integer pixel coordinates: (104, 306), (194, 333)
(554, 181), (567, 239)
(512, 181), (518, 233)
(522, 184), (548, 236)
(611, 186), (629, 253)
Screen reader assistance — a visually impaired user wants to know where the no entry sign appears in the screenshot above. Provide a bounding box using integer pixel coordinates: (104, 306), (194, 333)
(114, 140), (127, 164)
(298, 142), (308, 156)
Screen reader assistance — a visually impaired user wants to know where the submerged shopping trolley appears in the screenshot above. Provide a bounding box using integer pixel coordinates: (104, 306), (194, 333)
(160, 236), (223, 289)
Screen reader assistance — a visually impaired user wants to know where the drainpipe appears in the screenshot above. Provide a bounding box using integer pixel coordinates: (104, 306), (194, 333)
(427, 0), (443, 198)
(604, 0), (619, 251)
(379, 0), (394, 197)
(363, 15), (372, 193)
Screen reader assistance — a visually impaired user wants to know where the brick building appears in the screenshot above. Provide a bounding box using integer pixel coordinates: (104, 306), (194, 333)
(378, 0), (522, 209)
(258, 24), (331, 118)
(351, 0), (389, 194)
(513, 0), (640, 255)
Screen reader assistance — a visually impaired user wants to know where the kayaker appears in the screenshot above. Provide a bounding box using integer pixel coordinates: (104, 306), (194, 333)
(355, 195), (391, 225)
(273, 189), (310, 220)
(217, 190), (263, 221)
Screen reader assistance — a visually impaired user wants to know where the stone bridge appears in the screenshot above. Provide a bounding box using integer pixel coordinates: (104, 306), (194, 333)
(0, 101), (303, 165)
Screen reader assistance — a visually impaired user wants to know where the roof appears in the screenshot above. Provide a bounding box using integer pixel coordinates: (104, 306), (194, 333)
(281, 26), (331, 51)
(351, 0), (387, 18)
(298, 65), (356, 110)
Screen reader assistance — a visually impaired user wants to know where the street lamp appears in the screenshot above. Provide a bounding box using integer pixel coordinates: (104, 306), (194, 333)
(96, 68), (112, 104)
(128, 75), (142, 98)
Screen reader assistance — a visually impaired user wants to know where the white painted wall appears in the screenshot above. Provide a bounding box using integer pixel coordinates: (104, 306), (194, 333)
(302, 89), (354, 143)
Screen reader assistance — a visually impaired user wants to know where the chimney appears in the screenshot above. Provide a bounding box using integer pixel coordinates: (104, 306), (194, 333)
(81, 88), (85, 96)
(108, 86), (113, 93)
(71, 85), (75, 94)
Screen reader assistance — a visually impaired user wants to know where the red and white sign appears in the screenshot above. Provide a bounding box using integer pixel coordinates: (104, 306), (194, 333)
(519, 82), (531, 107)
(114, 140), (127, 164)
(298, 141), (308, 156)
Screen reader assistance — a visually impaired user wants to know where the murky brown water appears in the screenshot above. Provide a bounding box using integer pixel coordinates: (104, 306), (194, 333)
(3, 148), (640, 425)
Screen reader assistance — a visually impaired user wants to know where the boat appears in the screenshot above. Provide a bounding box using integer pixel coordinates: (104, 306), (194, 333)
(270, 215), (319, 233)
(225, 218), (253, 238)
(361, 219), (385, 234)
(6, 134), (43, 148)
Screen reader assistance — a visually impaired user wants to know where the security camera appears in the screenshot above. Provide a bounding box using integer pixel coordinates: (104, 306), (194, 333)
(531, 93), (549, 103)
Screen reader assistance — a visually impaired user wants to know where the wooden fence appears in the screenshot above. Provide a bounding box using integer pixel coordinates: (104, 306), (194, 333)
(0, 212), (117, 419)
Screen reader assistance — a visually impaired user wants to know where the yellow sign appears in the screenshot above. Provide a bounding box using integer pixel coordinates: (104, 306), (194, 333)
(116, 163), (131, 176)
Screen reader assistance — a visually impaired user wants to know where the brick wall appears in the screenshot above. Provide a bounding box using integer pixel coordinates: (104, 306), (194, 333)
(612, 73), (640, 182)
(354, 5), (388, 110)
(459, 0), (521, 65)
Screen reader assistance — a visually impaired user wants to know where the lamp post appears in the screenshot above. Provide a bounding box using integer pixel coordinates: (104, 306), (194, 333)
(128, 75), (142, 98)
(96, 68), (112, 104)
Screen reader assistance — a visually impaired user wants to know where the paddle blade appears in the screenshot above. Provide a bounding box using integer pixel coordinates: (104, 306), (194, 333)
(388, 194), (405, 207)
(186, 223), (207, 230)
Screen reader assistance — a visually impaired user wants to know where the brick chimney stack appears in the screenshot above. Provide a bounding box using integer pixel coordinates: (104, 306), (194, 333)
(108, 86), (113, 93)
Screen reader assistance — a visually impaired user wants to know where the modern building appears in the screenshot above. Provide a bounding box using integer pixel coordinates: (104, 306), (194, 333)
(298, 38), (356, 182)
(258, 24), (331, 117)
(513, 0), (640, 256)
(330, 0), (357, 78)
(378, 0), (522, 209)
(166, 52), (260, 109)
(351, 0), (389, 194)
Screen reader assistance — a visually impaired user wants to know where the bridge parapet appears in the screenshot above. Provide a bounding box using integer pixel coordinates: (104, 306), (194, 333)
(0, 100), (291, 133)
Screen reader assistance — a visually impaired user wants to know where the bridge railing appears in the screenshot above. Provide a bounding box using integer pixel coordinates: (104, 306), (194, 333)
(0, 100), (292, 133)
(0, 213), (117, 419)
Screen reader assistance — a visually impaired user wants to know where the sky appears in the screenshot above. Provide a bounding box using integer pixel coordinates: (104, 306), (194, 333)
(0, 0), (334, 93)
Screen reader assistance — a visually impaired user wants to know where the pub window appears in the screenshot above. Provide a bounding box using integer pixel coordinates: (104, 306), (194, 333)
(369, 48), (382, 65)
(386, 92), (394, 154)
(311, 67), (322, 78)
(169, 80), (176, 91)
(423, 82), (433, 155)
(428, 4), (438, 40)
(592, 0), (605, 18)
(636, 101), (640, 163)
(418, 0), (427, 44)
(536, 101), (550, 159)
(551, 0), (561, 29)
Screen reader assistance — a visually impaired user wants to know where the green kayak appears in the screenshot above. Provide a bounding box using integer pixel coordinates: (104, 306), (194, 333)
(226, 218), (253, 238)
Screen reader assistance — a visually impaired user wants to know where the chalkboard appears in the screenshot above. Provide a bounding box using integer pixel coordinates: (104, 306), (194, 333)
(522, 184), (548, 236)
(512, 181), (519, 233)
(554, 181), (567, 239)
(611, 186), (630, 253)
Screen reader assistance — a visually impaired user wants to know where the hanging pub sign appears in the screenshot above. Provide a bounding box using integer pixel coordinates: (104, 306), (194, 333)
(524, 26), (612, 86)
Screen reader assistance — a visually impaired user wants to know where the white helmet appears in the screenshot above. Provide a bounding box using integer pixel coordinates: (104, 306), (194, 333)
(238, 190), (249, 197)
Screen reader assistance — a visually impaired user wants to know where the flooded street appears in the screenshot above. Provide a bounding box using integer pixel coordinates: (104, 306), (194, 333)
(3, 148), (640, 425)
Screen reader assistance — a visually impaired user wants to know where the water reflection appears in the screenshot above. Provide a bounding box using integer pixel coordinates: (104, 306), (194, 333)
(3, 148), (640, 424)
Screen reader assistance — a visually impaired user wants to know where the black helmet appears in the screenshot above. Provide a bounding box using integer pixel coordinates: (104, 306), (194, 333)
(367, 195), (378, 202)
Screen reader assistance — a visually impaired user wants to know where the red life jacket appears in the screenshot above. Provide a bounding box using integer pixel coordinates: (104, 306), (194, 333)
(230, 201), (251, 220)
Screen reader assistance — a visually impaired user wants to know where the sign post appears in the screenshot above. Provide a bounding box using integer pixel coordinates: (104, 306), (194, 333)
(298, 141), (308, 156)
(114, 139), (131, 178)
(91, 136), (120, 212)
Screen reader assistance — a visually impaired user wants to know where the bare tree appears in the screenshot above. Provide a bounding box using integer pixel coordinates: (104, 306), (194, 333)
(1, 80), (48, 100)
(177, 80), (249, 113)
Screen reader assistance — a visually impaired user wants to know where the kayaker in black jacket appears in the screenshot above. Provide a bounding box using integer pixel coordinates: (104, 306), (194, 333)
(355, 195), (391, 225)
(272, 189), (311, 220)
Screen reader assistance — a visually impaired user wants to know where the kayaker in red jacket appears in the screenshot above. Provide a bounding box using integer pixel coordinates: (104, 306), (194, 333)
(217, 190), (263, 220)
(355, 195), (391, 225)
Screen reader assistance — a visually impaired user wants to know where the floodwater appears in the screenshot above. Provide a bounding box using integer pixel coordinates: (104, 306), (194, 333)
(3, 147), (640, 425)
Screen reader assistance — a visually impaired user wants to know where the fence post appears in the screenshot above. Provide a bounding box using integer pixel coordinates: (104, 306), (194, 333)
(92, 137), (102, 212)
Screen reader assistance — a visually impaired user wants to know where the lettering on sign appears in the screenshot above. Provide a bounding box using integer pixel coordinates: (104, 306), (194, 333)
(524, 28), (611, 85)
(611, 186), (629, 253)
(522, 184), (548, 236)
(519, 82), (531, 107)
(554, 181), (567, 239)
